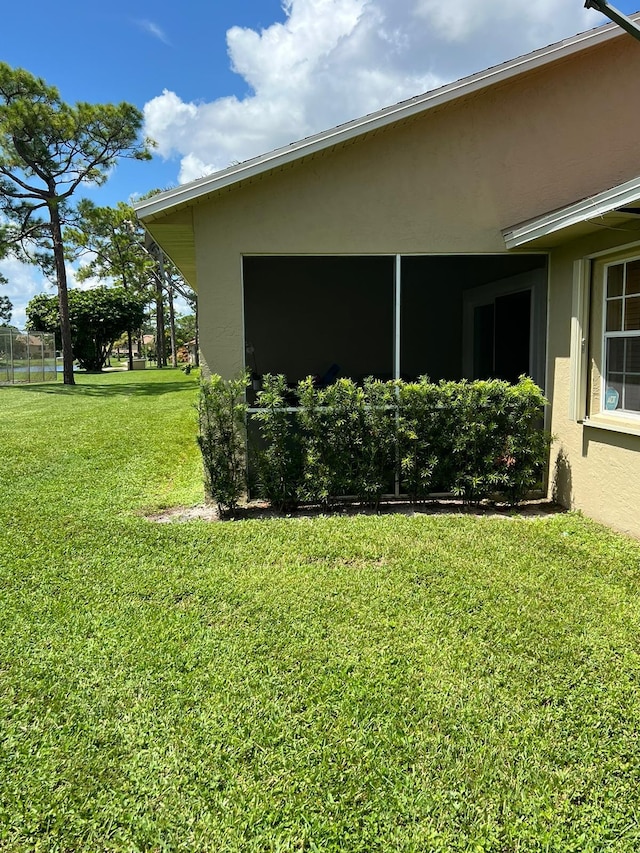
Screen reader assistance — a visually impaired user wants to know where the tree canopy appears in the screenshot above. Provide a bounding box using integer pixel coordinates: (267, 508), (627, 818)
(0, 293), (12, 324)
(27, 287), (146, 372)
(65, 200), (156, 369)
(66, 198), (197, 369)
(0, 63), (152, 383)
(175, 314), (196, 349)
(0, 265), (11, 323)
(65, 200), (154, 290)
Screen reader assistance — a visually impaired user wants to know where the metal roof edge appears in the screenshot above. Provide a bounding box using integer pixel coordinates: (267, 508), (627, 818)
(135, 15), (634, 222)
(502, 175), (640, 249)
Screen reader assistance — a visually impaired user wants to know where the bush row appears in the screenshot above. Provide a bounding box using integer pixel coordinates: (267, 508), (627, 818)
(197, 372), (550, 515)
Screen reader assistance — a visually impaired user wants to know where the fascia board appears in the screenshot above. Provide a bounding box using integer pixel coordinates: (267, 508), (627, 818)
(135, 16), (632, 223)
(502, 175), (640, 249)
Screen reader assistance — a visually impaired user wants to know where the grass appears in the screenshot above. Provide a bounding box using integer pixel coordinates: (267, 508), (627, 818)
(2, 369), (640, 851)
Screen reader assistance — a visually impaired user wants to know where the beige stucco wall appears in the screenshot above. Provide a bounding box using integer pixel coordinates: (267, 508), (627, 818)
(547, 229), (640, 538)
(186, 32), (640, 536)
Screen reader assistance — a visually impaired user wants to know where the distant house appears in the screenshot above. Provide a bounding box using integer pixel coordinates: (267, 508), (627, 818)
(185, 339), (198, 364)
(14, 333), (46, 358)
(136, 16), (640, 537)
(114, 334), (154, 359)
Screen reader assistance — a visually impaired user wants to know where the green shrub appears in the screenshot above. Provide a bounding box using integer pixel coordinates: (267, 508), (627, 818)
(500, 376), (550, 505)
(293, 377), (397, 508)
(200, 371), (549, 513)
(297, 377), (359, 506)
(252, 374), (303, 511)
(397, 377), (441, 502)
(446, 379), (507, 505)
(444, 377), (549, 506)
(197, 372), (249, 516)
(355, 378), (397, 508)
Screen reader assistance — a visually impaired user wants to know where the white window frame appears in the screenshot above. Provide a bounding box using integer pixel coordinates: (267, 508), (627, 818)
(569, 259), (590, 422)
(601, 257), (640, 419)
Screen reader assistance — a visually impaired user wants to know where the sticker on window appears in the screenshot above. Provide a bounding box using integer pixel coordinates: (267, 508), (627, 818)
(605, 387), (620, 410)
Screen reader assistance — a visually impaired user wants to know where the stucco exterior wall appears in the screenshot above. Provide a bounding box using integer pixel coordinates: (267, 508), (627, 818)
(547, 227), (640, 538)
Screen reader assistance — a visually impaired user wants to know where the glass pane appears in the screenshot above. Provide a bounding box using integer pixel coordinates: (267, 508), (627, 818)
(607, 337), (625, 372)
(607, 264), (624, 297)
(627, 261), (640, 295)
(627, 337), (640, 373)
(606, 299), (623, 331)
(624, 374), (640, 412)
(624, 296), (640, 331)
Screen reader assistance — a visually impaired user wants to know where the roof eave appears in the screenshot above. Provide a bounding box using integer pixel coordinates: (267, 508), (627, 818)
(502, 175), (640, 249)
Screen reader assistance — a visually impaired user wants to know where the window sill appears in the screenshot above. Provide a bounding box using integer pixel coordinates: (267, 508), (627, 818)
(583, 415), (640, 438)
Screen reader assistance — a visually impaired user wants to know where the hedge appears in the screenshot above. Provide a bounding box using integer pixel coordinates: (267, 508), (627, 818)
(197, 373), (550, 515)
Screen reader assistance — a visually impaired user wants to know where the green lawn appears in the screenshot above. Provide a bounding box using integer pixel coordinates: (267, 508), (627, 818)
(2, 370), (640, 851)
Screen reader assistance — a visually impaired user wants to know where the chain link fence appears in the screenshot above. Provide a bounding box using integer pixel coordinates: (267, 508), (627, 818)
(0, 328), (57, 384)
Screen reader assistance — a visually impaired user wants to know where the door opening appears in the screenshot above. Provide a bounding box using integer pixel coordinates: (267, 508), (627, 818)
(463, 270), (545, 388)
(472, 289), (532, 383)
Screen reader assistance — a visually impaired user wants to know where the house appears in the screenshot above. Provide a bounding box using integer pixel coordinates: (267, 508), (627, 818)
(14, 333), (48, 358)
(135, 15), (640, 538)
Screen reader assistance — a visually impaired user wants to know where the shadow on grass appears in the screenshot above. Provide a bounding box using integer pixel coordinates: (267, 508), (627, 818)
(7, 377), (195, 398)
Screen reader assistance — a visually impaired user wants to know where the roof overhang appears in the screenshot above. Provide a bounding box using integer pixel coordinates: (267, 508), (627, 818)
(502, 175), (640, 249)
(143, 208), (197, 289)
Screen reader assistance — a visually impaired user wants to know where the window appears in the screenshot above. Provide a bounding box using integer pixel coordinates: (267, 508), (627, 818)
(603, 259), (640, 414)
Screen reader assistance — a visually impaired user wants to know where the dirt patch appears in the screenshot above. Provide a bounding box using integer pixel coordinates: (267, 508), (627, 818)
(145, 504), (221, 523)
(145, 498), (564, 524)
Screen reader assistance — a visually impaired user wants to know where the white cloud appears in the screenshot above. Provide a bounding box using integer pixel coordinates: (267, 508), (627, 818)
(0, 256), (104, 330)
(136, 19), (171, 46)
(144, 90), (199, 160)
(179, 154), (218, 185)
(144, 0), (596, 184)
(415, 0), (588, 43)
(0, 258), (49, 329)
(66, 266), (102, 293)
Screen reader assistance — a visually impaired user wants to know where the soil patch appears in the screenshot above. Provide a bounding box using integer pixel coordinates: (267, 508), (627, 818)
(145, 498), (564, 524)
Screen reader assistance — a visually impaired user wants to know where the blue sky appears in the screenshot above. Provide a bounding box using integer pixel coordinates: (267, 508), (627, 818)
(2, 0), (639, 325)
(1, 0), (287, 207)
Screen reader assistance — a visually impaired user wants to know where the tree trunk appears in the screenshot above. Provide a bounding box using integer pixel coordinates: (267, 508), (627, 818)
(167, 280), (177, 368)
(48, 199), (75, 385)
(120, 270), (134, 372)
(155, 269), (165, 368)
(126, 329), (133, 371)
